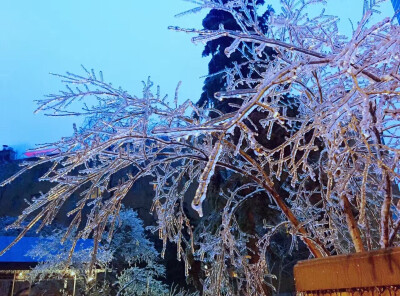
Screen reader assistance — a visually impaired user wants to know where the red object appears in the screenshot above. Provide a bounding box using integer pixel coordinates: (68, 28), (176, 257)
(24, 148), (60, 158)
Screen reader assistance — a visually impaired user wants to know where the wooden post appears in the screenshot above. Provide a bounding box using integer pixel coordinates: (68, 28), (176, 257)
(103, 268), (107, 288)
(10, 271), (16, 296)
(72, 274), (76, 296)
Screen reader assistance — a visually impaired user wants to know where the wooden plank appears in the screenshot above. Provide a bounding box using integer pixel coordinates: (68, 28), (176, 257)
(294, 247), (400, 291)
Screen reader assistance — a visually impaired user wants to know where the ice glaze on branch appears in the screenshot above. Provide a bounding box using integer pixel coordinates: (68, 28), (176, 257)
(1, 1), (400, 295)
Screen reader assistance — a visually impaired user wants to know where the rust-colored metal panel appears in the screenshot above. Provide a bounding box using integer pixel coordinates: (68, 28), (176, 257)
(294, 247), (400, 292)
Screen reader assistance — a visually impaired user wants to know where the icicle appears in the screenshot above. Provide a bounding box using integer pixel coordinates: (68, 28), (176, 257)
(191, 135), (224, 217)
(255, 43), (267, 57)
(267, 121), (274, 140)
(224, 39), (241, 58)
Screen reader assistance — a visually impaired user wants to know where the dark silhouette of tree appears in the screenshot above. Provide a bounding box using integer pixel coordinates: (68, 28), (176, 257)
(192, 3), (300, 294)
(198, 0), (273, 114)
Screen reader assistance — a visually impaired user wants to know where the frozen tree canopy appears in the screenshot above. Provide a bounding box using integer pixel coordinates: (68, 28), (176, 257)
(1, 0), (400, 295)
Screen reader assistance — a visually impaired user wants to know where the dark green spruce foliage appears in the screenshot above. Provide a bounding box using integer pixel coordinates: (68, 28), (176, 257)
(198, 0), (273, 114)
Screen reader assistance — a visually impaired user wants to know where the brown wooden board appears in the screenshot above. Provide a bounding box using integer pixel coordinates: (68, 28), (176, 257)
(294, 247), (400, 291)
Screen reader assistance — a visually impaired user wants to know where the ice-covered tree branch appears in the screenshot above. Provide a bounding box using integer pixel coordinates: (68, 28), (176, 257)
(1, 0), (400, 295)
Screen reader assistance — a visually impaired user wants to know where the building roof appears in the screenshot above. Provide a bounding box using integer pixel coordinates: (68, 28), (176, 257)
(24, 148), (60, 158)
(0, 236), (93, 263)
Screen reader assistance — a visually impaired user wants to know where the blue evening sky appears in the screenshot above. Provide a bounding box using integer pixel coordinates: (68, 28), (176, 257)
(0, 0), (395, 155)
